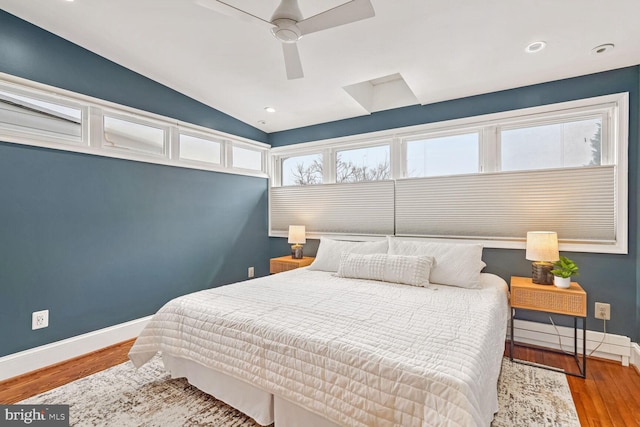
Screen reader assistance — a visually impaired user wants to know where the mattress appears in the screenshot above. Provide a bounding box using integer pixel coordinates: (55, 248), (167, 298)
(129, 269), (509, 427)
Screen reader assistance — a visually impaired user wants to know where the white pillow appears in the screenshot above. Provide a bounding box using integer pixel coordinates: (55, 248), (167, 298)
(336, 252), (434, 287)
(387, 238), (486, 289)
(307, 237), (388, 272)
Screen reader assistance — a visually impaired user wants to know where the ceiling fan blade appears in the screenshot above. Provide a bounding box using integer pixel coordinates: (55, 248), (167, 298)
(195, 0), (272, 27)
(297, 0), (375, 36)
(282, 43), (304, 80)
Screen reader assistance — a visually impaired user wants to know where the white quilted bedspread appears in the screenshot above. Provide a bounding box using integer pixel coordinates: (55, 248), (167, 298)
(129, 269), (509, 427)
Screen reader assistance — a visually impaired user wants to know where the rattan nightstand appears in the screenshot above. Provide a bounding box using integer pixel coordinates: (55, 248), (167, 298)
(269, 256), (315, 274)
(510, 276), (587, 378)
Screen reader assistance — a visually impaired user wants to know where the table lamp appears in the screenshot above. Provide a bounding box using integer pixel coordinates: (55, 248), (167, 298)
(288, 225), (306, 259)
(525, 231), (559, 285)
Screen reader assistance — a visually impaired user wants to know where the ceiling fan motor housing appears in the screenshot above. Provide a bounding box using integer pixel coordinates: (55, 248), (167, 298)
(271, 18), (302, 43)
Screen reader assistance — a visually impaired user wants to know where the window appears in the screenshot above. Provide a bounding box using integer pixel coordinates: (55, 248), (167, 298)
(501, 117), (602, 171)
(0, 88), (82, 143)
(0, 77), (267, 178)
(406, 133), (479, 177)
(282, 153), (323, 186)
(103, 116), (165, 156)
(232, 145), (262, 170)
(336, 145), (390, 183)
(180, 133), (221, 165)
(269, 93), (628, 254)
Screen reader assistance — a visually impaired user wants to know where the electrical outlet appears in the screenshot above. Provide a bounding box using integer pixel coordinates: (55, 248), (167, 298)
(32, 310), (49, 330)
(594, 302), (610, 320)
(248, 266), (255, 278)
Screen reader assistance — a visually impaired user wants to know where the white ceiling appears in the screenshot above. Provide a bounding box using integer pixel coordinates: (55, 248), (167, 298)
(2, 0), (640, 134)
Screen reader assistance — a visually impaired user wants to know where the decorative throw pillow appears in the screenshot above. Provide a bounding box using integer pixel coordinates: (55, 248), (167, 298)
(387, 238), (485, 289)
(336, 252), (434, 287)
(307, 237), (388, 272)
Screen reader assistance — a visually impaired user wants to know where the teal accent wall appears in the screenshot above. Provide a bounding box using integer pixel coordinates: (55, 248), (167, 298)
(0, 11), (269, 357)
(270, 67), (640, 342)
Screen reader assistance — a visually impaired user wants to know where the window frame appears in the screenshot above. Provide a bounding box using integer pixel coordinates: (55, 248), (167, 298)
(496, 108), (611, 173)
(177, 129), (224, 167)
(229, 140), (266, 173)
(0, 82), (88, 147)
(269, 93), (629, 254)
(101, 110), (170, 158)
(333, 141), (393, 184)
(0, 74), (269, 179)
(400, 127), (483, 178)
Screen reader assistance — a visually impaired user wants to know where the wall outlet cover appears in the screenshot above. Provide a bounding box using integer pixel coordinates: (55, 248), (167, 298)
(32, 310), (49, 330)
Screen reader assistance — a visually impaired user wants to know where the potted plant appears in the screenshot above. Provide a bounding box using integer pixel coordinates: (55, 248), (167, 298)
(550, 256), (579, 288)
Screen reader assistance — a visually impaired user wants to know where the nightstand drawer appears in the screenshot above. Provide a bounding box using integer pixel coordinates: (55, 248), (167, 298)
(510, 276), (587, 317)
(270, 256), (314, 274)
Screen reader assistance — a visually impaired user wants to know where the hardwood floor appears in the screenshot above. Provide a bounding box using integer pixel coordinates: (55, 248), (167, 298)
(509, 344), (640, 427)
(0, 340), (638, 425)
(0, 339), (135, 404)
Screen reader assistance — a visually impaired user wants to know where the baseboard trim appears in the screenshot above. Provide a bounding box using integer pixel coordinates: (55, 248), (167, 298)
(0, 316), (151, 381)
(510, 318), (632, 366)
(2, 315), (636, 381)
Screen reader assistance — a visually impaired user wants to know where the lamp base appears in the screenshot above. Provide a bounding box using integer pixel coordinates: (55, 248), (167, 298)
(532, 261), (554, 285)
(291, 245), (303, 259)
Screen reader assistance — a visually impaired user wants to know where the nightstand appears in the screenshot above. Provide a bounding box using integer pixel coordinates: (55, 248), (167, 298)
(509, 276), (587, 378)
(269, 256), (315, 274)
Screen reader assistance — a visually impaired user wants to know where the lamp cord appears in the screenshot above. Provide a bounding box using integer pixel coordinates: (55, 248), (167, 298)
(549, 315), (607, 357)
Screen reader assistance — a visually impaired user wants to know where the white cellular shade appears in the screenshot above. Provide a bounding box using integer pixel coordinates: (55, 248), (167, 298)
(270, 181), (394, 235)
(395, 166), (616, 242)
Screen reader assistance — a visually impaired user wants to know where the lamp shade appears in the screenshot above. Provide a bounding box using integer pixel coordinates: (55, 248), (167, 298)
(288, 225), (306, 244)
(525, 231), (559, 262)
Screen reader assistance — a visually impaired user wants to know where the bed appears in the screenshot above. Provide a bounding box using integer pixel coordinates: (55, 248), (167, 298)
(129, 238), (509, 427)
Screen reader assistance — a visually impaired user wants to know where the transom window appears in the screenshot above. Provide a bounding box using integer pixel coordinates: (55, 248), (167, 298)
(406, 132), (479, 177)
(501, 117), (602, 172)
(336, 145), (390, 183)
(179, 133), (222, 165)
(232, 145), (263, 171)
(282, 153), (323, 186)
(0, 78), (268, 178)
(0, 88), (82, 143)
(103, 116), (165, 156)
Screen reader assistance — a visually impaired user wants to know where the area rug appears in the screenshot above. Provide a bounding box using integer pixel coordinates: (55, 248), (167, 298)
(21, 356), (580, 426)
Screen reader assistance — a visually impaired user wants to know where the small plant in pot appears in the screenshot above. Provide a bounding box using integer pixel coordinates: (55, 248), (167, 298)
(550, 256), (579, 288)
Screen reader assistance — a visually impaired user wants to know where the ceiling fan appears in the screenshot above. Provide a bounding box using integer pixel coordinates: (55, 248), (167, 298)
(196, 0), (375, 80)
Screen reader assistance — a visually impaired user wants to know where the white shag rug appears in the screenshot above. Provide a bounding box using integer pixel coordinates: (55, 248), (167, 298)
(21, 356), (580, 427)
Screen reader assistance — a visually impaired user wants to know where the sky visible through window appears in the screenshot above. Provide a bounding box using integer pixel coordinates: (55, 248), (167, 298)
(407, 133), (478, 177)
(502, 118), (601, 171)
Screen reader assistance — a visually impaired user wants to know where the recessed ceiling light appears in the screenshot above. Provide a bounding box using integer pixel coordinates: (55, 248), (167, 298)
(591, 43), (615, 55)
(264, 107), (276, 113)
(525, 41), (546, 53)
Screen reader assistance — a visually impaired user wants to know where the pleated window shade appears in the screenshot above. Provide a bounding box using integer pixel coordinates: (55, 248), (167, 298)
(395, 165), (616, 242)
(270, 181), (395, 235)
